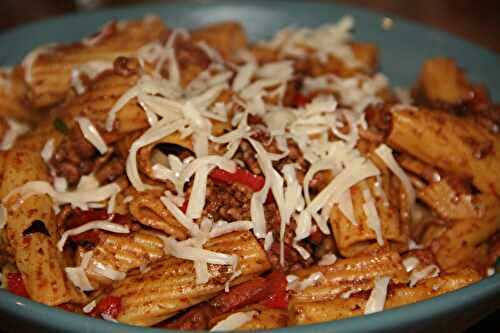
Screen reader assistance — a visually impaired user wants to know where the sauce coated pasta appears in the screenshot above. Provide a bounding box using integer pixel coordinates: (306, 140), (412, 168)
(0, 15), (498, 330)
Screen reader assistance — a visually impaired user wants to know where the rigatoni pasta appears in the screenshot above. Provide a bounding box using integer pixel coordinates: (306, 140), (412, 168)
(0, 14), (498, 331)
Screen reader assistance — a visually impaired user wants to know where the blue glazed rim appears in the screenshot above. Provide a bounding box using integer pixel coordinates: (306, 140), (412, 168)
(1, 274), (499, 332)
(0, 0), (499, 332)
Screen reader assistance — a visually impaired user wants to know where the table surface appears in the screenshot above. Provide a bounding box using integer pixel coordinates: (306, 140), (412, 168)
(0, 0), (498, 332)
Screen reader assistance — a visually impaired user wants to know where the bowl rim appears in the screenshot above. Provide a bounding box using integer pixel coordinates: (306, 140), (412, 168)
(0, 1), (499, 332)
(1, 274), (499, 332)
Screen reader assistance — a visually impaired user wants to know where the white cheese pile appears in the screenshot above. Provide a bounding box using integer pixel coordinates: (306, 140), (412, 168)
(263, 16), (359, 68)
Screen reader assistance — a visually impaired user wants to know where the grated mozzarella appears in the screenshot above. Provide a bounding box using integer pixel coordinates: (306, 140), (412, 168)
(41, 138), (55, 163)
(0, 118), (29, 151)
(160, 194), (199, 235)
(232, 62), (257, 92)
(304, 152), (380, 234)
(318, 253), (338, 266)
(409, 265), (440, 287)
(54, 177), (68, 193)
(76, 117), (108, 154)
(402, 256), (419, 272)
(3, 181), (120, 211)
(71, 60), (113, 94)
(286, 274), (300, 291)
(364, 276), (390, 315)
(210, 311), (258, 332)
(76, 174), (100, 191)
(90, 261), (126, 281)
(375, 144), (415, 212)
(64, 251), (94, 291)
(101, 314), (118, 323)
(163, 237), (237, 266)
(293, 241), (311, 260)
(22, 44), (55, 84)
(208, 220), (253, 238)
(0, 204), (6, 231)
(82, 300), (97, 313)
(362, 189), (384, 246)
(408, 239), (424, 250)
(299, 272), (325, 290)
(126, 118), (187, 191)
(57, 220), (129, 251)
(264, 231), (274, 251)
(196, 41), (224, 64)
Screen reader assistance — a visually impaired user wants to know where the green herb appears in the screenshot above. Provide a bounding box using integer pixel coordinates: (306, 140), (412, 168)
(53, 117), (69, 135)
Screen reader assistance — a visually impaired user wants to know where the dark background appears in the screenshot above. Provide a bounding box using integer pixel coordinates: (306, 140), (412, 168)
(0, 0), (498, 332)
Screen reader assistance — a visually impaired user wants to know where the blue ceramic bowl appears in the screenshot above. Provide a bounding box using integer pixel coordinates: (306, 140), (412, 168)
(0, 1), (499, 332)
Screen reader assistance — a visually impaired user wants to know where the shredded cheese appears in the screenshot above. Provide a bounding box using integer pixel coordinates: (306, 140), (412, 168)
(318, 253), (337, 266)
(76, 117), (108, 154)
(264, 231), (274, 251)
(163, 237), (236, 265)
(0, 118), (29, 151)
(3, 181), (120, 211)
(298, 272), (325, 290)
(57, 220), (130, 251)
(64, 251), (94, 291)
(364, 276), (390, 315)
(82, 300), (97, 313)
(402, 256), (419, 272)
(210, 311), (258, 331)
(409, 265), (440, 287)
(362, 188), (384, 246)
(41, 138), (55, 162)
(375, 144), (415, 212)
(90, 261), (127, 281)
(0, 204), (6, 231)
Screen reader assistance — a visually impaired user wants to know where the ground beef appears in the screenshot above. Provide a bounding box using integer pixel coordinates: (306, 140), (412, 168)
(200, 179), (253, 221)
(95, 156), (125, 183)
(263, 202), (315, 272)
(51, 126), (98, 184)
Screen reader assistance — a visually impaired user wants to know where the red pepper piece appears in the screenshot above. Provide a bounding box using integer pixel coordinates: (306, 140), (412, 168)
(210, 167), (265, 192)
(7, 272), (29, 298)
(209, 277), (268, 314)
(65, 209), (110, 229)
(92, 296), (122, 318)
(259, 271), (288, 309)
(293, 93), (310, 107)
(180, 198), (189, 213)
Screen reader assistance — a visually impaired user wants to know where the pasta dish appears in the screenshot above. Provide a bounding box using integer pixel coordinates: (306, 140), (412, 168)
(0, 16), (498, 330)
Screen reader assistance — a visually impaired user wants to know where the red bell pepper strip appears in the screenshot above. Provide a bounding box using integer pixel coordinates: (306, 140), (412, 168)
(92, 296), (122, 318)
(258, 270), (288, 309)
(7, 272), (29, 298)
(209, 167), (265, 192)
(293, 93), (311, 108)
